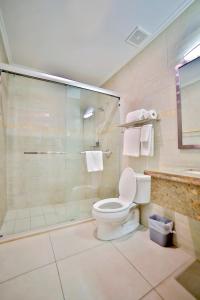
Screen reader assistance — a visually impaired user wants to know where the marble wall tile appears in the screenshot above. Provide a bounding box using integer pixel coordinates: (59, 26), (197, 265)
(0, 31), (8, 226)
(4, 76), (120, 226)
(103, 1), (200, 257)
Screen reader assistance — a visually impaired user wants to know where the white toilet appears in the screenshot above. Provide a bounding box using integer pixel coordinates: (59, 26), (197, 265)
(92, 167), (151, 240)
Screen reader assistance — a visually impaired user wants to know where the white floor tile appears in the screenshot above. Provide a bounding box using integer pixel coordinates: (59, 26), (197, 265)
(42, 205), (56, 214)
(50, 222), (103, 260)
(4, 210), (17, 221)
(156, 258), (196, 300)
(58, 244), (151, 300)
(30, 216), (46, 230)
(0, 234), (55, 282)
(141, 290), (162, 300)
(14, 218), (30, 234)
(0, 220), (15, 235)
(54, 204), (66, 211)
(156, 276), (195, 300)
(44, 213), (59, 226)
(30, 207), (43, 217)
(16, 208), (30, 219)
(113, 229), (192, 286)
(55, 206), (67, 223)
(0, 264), (64, 300)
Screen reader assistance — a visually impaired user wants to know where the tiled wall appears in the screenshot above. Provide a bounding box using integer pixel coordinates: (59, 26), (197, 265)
(5, 75), (120, 218)
(103, 1), (200, 257)
(0, 30), (8, 226)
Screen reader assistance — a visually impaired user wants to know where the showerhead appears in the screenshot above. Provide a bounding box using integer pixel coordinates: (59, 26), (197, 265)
(83, 106), (104, 119)
(83, 107), (95, 119)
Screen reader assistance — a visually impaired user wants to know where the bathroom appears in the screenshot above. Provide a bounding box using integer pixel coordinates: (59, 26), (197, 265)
(0, 0), (200, 299)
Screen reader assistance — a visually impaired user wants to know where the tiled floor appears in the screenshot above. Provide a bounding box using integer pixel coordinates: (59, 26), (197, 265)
(0, 200), (97, 236)
(0, 221), (196, 300)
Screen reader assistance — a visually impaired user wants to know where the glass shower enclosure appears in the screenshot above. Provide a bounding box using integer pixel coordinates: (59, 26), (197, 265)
(0, 64), (120, 238)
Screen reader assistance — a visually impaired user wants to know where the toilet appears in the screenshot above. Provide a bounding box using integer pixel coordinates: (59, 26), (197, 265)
(92, 167), (151, 240)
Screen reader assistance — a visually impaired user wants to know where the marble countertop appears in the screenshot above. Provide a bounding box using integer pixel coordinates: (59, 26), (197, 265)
(144, 169), (200, 186)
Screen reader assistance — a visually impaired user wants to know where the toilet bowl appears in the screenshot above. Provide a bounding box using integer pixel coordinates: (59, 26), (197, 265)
(92, 167), (151, 240)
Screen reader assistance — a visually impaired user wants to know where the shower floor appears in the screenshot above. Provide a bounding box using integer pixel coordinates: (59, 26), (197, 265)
(0, 199), (98, 236)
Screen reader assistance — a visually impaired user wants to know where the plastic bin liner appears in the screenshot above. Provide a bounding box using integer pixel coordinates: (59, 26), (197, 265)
(149, 214), (173, 235)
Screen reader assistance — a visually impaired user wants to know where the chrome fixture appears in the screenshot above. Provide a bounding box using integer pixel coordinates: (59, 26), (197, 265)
(0, 63), (120, 98)
(80, 150), (112, 158)
(83, 106), (104, 119)
(83, 107), (95, 119)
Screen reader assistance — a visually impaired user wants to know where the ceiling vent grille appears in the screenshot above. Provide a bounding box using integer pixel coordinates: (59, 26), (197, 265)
(126, 27), (149, 47)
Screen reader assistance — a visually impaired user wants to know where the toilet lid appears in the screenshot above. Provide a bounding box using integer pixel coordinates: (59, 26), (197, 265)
(119, 167), (136, 203)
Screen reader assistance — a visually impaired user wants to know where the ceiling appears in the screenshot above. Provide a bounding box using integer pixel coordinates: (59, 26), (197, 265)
(0, 0), (194, 86)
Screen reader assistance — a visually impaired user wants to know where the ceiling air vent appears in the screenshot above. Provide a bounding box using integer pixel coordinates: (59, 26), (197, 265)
(126, 26), (149, 47)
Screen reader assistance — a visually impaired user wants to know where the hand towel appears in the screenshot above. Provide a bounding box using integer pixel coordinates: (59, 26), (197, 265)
(85, 151), (103, 172)
(126, 109), (147, 123)
(141, 124), (154, 156)
(123, 127), (141, 157)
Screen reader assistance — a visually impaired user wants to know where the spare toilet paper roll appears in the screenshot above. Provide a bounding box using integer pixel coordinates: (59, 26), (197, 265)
(126, 109), (147, 123)
(148, 110), (157, 120)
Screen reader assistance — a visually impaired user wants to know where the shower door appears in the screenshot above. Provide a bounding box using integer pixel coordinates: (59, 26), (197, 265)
(0, 72), (120, 236)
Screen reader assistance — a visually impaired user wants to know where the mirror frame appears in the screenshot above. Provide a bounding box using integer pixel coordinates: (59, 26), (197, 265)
(175, 55), (200, 149)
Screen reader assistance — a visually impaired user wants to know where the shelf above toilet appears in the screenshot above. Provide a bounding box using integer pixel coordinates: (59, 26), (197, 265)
(118, 117), (160, 128)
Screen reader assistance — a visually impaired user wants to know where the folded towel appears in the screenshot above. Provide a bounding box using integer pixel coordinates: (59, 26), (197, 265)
(126, 109), (147, 123)
(141, 125), (154, 156)
(123, 127), (141, 157)
(85, 151), (103, 172)
(140, 124), (152, 142)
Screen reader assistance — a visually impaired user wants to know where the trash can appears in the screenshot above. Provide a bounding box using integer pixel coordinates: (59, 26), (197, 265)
(149, 214), (173, 247)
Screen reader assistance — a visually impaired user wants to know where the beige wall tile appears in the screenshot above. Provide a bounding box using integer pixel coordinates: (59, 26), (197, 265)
(0, 30), (8, 227)
(103, 1), (200, 257)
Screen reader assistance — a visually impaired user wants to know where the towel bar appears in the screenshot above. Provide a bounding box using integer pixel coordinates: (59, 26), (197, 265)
(24, 150), (112, 157)
(80, 150), (112, 157)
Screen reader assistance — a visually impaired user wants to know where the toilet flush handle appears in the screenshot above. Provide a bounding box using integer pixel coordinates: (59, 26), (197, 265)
(129, 203), (138, 209)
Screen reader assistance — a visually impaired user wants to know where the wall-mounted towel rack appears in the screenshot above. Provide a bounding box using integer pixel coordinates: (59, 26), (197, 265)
(118, 117), (160, 128)
(80, 150), (112, 158)
(24, 150), (112, 158)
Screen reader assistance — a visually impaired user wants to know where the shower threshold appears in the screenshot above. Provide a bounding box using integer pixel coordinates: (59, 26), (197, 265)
(0, 202), (96, 242)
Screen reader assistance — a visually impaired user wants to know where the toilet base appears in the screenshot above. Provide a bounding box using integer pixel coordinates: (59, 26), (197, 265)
(95, 208), (139, 241)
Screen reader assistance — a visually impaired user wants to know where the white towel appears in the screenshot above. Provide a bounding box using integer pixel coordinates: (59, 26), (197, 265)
(123, 127), (141, 157)
(126, 109), (147, 123)
(85, 151), (103, 172)
(141, 125), (154, 156)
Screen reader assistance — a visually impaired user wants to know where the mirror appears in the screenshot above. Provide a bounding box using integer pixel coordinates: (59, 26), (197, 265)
(176, 56), (200, 149)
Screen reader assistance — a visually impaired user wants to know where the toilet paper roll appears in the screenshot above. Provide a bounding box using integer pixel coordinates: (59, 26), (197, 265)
(148, 110), (157, 120)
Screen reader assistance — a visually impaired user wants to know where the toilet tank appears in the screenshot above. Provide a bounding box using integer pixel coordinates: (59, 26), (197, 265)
(134, 173), (151, 204)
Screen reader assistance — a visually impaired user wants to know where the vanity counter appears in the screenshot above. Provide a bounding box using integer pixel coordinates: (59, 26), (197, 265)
(144, 169), (200, 186)
(144, 169), (200, 221)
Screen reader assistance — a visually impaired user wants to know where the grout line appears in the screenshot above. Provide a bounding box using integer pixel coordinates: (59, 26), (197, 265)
(54, 242), (108, 264)
(138, 288), (156, 300)
(0, 217), (94, 244)
(154, 289), (165, 300)
(111, 241), (154, 287)
(138, 288), (164, 300)
(152, 256), (195, 291)
(112, 241), (193, 299)
(0, 261), (55, 286)
(112, 242), (167, 300)
(48, 234), (66, 300)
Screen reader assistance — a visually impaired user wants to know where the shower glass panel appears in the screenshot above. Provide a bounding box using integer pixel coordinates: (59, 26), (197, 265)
(0, 72), (120, 237)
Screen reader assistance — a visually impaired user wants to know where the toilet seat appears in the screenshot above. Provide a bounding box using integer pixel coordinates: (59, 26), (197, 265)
(93, 198), (130, 213)
(92, 168), (151, 240)
(93, 168), (137, 214)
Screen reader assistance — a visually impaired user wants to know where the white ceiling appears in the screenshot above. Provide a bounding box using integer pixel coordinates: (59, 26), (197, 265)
(0, 0), (194, 86)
